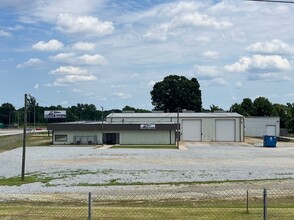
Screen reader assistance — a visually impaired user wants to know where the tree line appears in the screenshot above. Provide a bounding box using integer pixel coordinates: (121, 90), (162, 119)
(0, 75), (293, 133)
(0, 97), (150, 127)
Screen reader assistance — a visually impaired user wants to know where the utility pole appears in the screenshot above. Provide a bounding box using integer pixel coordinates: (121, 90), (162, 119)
(21, 93), (27, 181)
(177, 107), (180, 149)
(101, 106), (104, 146)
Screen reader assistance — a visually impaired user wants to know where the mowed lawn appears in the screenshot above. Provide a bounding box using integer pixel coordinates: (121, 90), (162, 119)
(1, 197), (294, 219)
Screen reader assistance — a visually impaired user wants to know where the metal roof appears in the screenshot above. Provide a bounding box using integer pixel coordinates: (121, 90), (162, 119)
(107, 112), (243, 118)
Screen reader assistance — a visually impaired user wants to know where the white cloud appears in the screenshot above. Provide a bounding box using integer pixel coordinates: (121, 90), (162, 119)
(56, 13), (114, 36)
(50, 53), (76, 63)
(144, 9), (232, 42)
(173, 12), (232, 29)
(248, 72), (292, 82)
(158, 1), (201, 17)
(235, 81), (243, 89)
(247, 39), (294, 54)
(203, 50), (219, 59)
(78, 54), (107, 65)
(17, 58), (43, 68)
(51, 66), (88, 75)
(53, 74), (97, 86)
(209, 78), (229, 86)
(110, 84), (126, 88)
(287, 93), (294, 97)
(225, 55), (292, 73)
(193, 65), (221, 79)
(32, 39), (64, 51)
(73, 88), (82, 92)
(0, 30), (11, 37)
(34, 84), (39, 89)
(50, 53), (106, 65)
(71, 42), (96, 51)
(112, 92), (132, 99)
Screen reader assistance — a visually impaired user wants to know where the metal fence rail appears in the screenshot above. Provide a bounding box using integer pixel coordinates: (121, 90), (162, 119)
(1, 188), (293, 219)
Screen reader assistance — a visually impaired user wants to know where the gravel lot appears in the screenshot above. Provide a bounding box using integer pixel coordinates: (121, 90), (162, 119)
(0, 141), (294, 196)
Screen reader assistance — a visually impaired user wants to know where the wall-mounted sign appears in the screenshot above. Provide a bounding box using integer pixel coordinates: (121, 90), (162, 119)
(140, 124), (156, 130)
(44, 110), (66, 119)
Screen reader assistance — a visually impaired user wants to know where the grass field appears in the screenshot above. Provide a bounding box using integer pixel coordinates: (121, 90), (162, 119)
(0, 133), (51, 153)
(1, 198), (293, 219)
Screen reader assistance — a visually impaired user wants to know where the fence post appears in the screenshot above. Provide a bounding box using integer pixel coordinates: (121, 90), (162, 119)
(263, 188), (267, 220)
(246, 190), (249, 213)
(88, 192), (92, 220)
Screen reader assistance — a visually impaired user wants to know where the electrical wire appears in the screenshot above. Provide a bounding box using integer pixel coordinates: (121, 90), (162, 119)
(246, 0), (294, 3)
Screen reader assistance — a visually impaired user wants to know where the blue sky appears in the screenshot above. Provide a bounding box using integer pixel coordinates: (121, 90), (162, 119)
(1, 0), (294, 110)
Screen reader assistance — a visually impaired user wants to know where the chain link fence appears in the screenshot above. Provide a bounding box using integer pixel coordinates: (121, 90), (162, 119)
(1, 188), (293, 219)
(0, 134), (23, 148)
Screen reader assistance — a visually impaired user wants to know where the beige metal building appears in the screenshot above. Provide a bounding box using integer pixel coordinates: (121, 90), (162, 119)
(244, 117), (280, 137)
(48, 112), (244, 145)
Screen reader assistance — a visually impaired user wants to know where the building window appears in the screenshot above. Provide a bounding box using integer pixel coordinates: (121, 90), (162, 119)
(55, 135), (67, 142)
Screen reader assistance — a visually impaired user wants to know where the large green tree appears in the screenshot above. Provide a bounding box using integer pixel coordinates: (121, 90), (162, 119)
(252, 97), (273, 116)
(150, 75), (202, 112)
(0, 103), (16, 124)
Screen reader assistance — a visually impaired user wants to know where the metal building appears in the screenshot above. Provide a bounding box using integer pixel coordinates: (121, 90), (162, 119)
(47, 112), (244, 145)
(244, 117), (280, 137)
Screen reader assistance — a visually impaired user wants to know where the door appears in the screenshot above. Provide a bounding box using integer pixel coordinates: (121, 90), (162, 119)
(104, 133), (120, 145)
(266, 125), (276, 136)
(216, 119), (235, 141)
(182, 120), (202, 141)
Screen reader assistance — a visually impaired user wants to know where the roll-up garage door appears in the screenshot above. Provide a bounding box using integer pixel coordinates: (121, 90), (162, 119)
(182, 120), (202, 141)
(215, 119), (235, 141)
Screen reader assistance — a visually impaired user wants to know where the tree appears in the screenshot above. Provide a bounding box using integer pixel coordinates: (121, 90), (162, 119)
(122, 105), (150, 113)
(0, 103), (16, 124)
(252, 97), (273, 116)
(209, 104), (223, 112)
(229, 103), (242, 114)
(150, 75), (202, 112)
(272, 104), (290, 128)
(240, 98), (253, 116)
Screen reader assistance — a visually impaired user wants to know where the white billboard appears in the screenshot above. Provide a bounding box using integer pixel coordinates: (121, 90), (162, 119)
(44, 110), (66, 119)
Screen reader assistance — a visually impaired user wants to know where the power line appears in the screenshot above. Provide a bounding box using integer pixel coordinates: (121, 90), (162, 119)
(246, 0), (294, 3)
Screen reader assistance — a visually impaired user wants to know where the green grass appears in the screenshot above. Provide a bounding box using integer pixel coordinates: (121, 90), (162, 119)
(1, 199), (293, 220)
(0, 134), (52, 153)
(0, 175), (53, 186)
(111, 145), (177, 149)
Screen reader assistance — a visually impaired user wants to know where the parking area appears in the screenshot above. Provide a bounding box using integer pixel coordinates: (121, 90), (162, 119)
(0, 140), (294, 195)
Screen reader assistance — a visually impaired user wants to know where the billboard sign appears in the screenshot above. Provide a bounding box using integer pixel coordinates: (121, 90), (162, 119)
(44, 110), (66, 119)
(140, 124), (156, 130)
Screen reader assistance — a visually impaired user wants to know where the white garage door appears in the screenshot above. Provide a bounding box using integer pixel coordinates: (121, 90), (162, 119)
(182, 120), (202, 141)
(266, 125), (276, 136)
(216, 120), (235, 141)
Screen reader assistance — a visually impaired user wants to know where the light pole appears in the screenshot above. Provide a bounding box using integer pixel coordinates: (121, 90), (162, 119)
(28, 94), (36, 131)
(101, 106), (104, 146)
(177, 107), (180, 149)
(21, 93), (27, 181)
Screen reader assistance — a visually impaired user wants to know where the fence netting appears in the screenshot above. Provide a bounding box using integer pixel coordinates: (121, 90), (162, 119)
(1, 188), (293, 219)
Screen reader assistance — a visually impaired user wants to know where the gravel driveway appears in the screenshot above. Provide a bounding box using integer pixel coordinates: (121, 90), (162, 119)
(0, 143), (294, 194)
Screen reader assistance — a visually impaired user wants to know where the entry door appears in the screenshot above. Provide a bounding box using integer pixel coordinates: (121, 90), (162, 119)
(104, 133), (120, 144)
(182, 120), (202, 141)
(266, 125), (276, 136)
(216, 119), (235, 141)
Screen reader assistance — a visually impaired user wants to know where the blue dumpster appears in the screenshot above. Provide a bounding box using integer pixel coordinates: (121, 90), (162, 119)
(263, 135), (277, 147)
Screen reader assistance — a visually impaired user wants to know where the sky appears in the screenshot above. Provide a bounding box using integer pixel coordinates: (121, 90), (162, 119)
(1, 0), (294, 111)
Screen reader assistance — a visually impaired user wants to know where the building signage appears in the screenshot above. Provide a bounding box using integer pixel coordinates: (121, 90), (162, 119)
(44, 110), (66, 119)
(140, 124), (156, 130)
